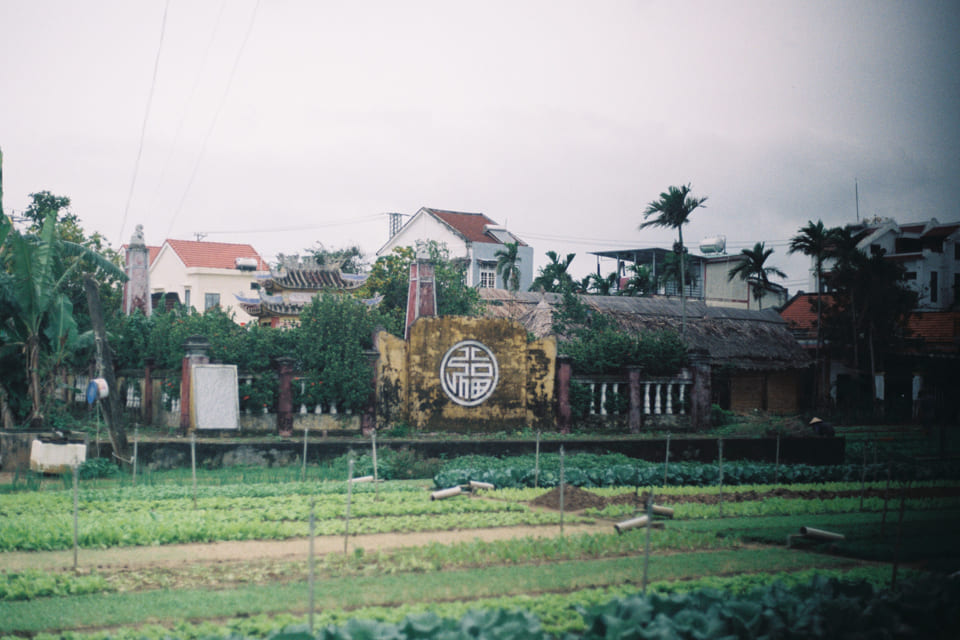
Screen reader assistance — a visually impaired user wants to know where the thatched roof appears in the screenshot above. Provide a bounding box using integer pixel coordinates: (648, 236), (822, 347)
(480, 290), (810, 371)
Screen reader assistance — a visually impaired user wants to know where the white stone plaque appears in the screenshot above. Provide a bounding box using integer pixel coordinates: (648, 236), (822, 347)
(440, 340), (499, 407)
(191, 364), (240, 429)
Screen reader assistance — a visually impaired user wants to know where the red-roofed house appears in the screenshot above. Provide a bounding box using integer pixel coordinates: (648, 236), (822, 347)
(148, 238), (270, 324)
(376, 208), (534, 290)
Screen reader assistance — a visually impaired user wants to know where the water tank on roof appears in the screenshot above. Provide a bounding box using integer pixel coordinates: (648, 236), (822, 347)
(235, 257), (259, 271)
(699, 236), (726, 254)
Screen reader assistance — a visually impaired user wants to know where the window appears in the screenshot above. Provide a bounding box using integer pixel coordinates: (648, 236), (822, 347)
(955, 244), (960, 260)
(183, 288), (191, 308)
(904, 271), (917, 281)
(930, 271), (938, 303)
(479, 263), (496, 289)
(205, 292), (221, 310)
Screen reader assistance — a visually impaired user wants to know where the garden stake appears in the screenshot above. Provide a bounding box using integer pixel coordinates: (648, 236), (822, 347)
(881, 461), (892, 537)
(872, 440), (879, 482)
(301, 425), (309, 482)
(774, 432), (780, 484)
(663, 433), (671, 487)
(372, 430), (379, 501)
(72, 455), (79, 571)
(859, 441), (868, 511)
(309, 498), (316, 633)
(190, 432), (197, 509)
(718, 438), (724, 518)
(642, 487), (653, 594)
(132, 427), (138, 486)
(344, 457), (355, 554)
(534, 431), (540, 488)
(891, 479), (910, 588)
(559, 445), (565, 536)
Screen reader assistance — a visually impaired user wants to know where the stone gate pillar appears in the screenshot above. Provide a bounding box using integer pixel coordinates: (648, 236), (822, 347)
(143, 357), (155, 426)
(274, 356), (295, 437)
(627, 366), (642, 433)
(688, 348), (712, 430)
(556, 355), (572, 433)
(180, 336), (210, 434)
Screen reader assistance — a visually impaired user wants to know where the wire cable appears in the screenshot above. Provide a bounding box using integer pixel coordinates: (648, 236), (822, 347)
(118, 0), (170, 245)
(164, 0), (261, 240)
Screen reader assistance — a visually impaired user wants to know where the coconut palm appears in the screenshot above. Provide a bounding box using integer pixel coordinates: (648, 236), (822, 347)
(727, 242), (786, 310)
(494, 241), (522, 292)
(641, 184), (707, 335)
(622, 263), (655, 297)
(788, 220), (834, 405)
(585, 271), (619, 295)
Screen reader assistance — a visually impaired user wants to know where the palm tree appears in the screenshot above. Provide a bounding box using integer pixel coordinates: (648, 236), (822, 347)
(788, 220), (833, 406)
(586, 271), (618, 295)
(727, 242), (786, 310)
(494, 241), (522, 292)
(641, 184), (707, 336)
(621, 263), (654, 297)
(657, 250), (698, 297)
(529, 251), (576, 293)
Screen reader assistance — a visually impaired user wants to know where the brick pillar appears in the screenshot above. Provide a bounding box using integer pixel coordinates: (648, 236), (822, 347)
(556, 355), (572, 433)
(688, 349), (712, 430)
(404, 249), (437, 339)
(123, 225), (151, 316)
(627, 366), (642, 433)
(180, 336), (210, 435)
(143, 357), (155, 426)
(274, 356), (295, 437)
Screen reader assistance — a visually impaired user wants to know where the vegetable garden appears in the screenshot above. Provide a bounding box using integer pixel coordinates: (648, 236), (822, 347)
(2, 442), (959, 639)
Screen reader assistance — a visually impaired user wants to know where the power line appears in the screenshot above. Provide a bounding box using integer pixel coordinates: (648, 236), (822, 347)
(195, 213), (384, 236)
(164, 0), (261, 240)
(118, 0), (170, 245)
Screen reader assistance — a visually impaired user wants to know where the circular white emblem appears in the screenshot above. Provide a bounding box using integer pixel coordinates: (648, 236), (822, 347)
(440, 340), (499, 407)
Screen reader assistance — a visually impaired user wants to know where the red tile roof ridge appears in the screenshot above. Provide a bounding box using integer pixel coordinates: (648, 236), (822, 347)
(161, 238), (269, 270)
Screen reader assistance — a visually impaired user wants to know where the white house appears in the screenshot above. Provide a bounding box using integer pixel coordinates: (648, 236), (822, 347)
(377, 207), (535, 291)
(146, 238), (270, 324)
(825, 217), (960, 310)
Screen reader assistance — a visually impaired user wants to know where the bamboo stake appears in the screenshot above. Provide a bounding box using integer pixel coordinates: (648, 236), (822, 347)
(72, 455), (79, 571)
(301, 424), (309, 482)
(534, 431), (540, 489)
(859, 441), (868, 511)
(718, 438), (724, 518)
(372, 430), (379, 502)
(881, 462), (892, 537)
(663, 433), (671, 487)
(132, 427), (138, 486)
(344, 457), (355, 554)
(774, 432), (781, 484)
(559, 445), (565, 536)
(309, 498), (316, 633)
(642, 487), (653, 594)
(190, 431), (197, 509)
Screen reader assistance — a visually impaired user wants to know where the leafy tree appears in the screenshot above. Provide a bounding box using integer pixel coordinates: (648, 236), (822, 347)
(640, 184), (707, 336)
(307, 243), (365, 274)
(494, 241), (522, 292)
(530, 251), (577, 293)
(0, 208), (125, 426)
(297, 294), (377, 412)
(357, 241), (482, 336)
(788, 219), (834, 405)
(727, 242), (786, 310)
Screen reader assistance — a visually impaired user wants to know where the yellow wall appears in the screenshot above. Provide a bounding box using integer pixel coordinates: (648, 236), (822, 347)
(377, 316), (556, 431)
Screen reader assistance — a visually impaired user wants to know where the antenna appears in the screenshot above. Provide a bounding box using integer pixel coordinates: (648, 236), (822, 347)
(855, 179), (860, 222)
(194, 232), (207, 242)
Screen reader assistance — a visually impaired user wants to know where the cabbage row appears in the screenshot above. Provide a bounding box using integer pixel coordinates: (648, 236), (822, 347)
(434, 453), (960, 489)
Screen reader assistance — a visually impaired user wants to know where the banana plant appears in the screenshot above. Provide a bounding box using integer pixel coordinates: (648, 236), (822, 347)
(0, 208), (125, 426)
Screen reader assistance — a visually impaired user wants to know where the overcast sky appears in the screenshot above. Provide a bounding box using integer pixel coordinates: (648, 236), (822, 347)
(2, 0), (958, 292)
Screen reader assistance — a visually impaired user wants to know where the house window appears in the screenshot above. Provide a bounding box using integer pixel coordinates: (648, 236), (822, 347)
(904, 272), (917, 281)
(954, 244), (960, 260)
(479, 263), (497, 289)
(183, 288), (191, 308)
(205, 293), (221, 310)
(930, 271), (938, 303)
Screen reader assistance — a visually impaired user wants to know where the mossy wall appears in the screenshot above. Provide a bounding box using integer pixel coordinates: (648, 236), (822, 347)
(377, 317), (556, 432)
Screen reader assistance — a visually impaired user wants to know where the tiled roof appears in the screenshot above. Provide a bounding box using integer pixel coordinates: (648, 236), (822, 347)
(163, 239), (268, 270)
(779, 293), (836, 335)
(262, 268), (365, 292)
(426, 208), (525, 245)
(906, 312), (960, 345)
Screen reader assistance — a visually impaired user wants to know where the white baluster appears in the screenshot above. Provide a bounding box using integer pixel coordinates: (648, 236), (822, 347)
(590, 383), (596, 415)
(666, 383), (674, 414)
(600, 383), (608, 416)
(644, 383), (651, 414)
(679, 383), (687, 414)
(654, 383), (662, 414)
(612, 383), (620, 414)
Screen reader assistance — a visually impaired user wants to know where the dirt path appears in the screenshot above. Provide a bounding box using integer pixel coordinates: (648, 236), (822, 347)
(0, 522), (610, 572)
